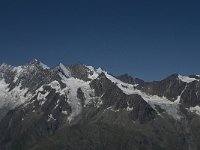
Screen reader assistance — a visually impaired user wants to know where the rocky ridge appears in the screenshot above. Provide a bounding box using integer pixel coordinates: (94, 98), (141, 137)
(0, 59), (200, 150)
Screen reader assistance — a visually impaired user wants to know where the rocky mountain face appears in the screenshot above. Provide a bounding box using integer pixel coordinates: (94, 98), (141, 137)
(0, 59), (200, 150)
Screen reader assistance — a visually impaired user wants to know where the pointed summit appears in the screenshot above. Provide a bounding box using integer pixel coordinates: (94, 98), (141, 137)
(27, 58), (40, 65)
(0, 62), (13, 70)
(0, 62), (8, 67)
(26, 58), (50, 70)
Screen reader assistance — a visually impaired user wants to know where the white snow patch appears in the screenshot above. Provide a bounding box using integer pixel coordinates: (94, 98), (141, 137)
(86, 65), (95, 71)
(13, 66), (23, 82)
(62, 110), (68, 115)
(0, 79), (32, 109)
(49, 80), (61, 92)
(60, 63), (71, 77)
(85, 65), (103, 80)
(88, 72), (99, 80)
(0, 79), (9, 108)
(107, 106), (120, 112)
(59, 74), (95, 122)
(0, 63), (7, 68)
(37, 91), (50, 105)
(39, 62), (50, 69)
(9, 83), (30, 104)
(105, 72), (136, 91)
(127, 106), (133, 111)
(54, 99), (60, 109)
(189, 106), (200, 115)
(139, 94), (181, 120)
(32, 84), (59, 106)
(178, 75), (198, 83)
(96, 68), (103, 74)
(174, 96), (181, 104)
(47, 114), (56, 122)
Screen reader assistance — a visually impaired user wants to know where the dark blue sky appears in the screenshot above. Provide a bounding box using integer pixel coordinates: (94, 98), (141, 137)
(0, 0), (200, 81)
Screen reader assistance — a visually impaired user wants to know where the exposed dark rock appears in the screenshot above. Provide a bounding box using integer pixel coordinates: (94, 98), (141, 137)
(117, 73), (144, 85)
(68, 64), (91, 81)
(181, 81), (200, 107)
(0, 61), (200, 150)
(77, 88), (86, 107)
(127, 94), (157, 123)
(141, 74), (186, 101)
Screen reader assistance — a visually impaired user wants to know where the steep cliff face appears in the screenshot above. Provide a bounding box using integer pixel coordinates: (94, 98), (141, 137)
(0, 60), (200, 150)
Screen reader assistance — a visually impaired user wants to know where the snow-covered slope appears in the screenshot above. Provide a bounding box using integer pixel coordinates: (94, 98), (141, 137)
(0, 79), (32, 119)
(178, 74), (199, 83)
(0, 60), (200, 122)
(1, 60), (200, 150)
(85, 67), (182, 119)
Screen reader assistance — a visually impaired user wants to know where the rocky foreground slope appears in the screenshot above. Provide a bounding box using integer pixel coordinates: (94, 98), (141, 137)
(0, 59), (200, 150)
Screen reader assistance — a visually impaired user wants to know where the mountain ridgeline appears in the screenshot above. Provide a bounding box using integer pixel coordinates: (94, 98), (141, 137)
(0, 59), (200, 150)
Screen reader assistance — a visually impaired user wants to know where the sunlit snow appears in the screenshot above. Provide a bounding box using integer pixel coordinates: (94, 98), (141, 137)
(59, 74), (95, 122)
(189, 106), (200, 115)
(39, 62), (50, 69)
(104, 72), (182, 119)
(0, 79), (31, 109)
(60, 63), (71, 77)
(178, 75), (199, 83)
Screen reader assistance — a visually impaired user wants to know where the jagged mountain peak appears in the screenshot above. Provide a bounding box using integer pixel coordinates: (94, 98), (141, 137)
(0, 63), (14, 70)
(28, 58), (40, 64)
(0, 62), (10, 68)
(165, 73), (179, 79)
(25, 58), (50, 70)
(0, 60), (200, 119)
(0, 59), (200, 150)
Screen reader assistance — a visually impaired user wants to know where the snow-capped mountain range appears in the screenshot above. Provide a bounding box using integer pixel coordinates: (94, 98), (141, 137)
(0, 59), (200, 150)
